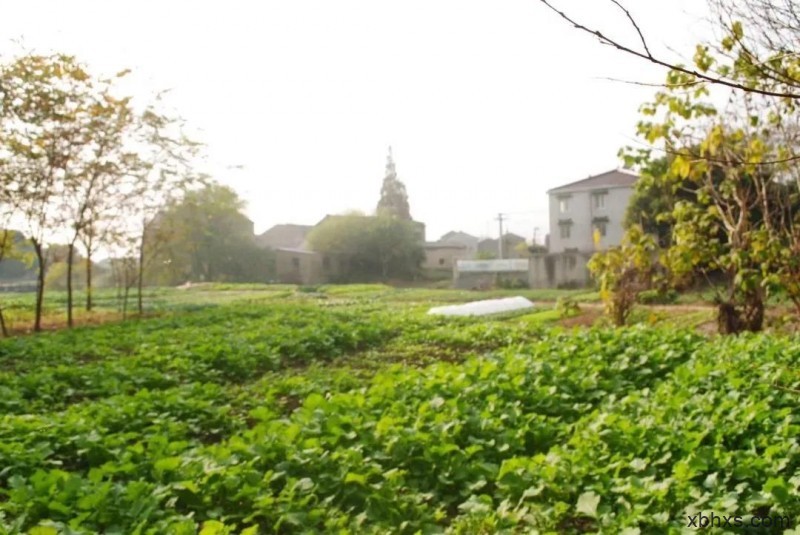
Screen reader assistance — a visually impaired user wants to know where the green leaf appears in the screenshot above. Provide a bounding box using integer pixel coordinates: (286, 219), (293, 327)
(344, 472), (367, 485)
(200, 520), (227, 535)
(576, 491), (600, 518)
(764, 477), (790, 503)
(154, 456), (181, 472)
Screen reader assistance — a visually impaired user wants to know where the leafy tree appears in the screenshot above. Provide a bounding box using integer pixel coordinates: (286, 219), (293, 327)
(307, 214), (423, 281)
(623, 157), (690, 248)
(588, 225), (658, 326)
(0, 229), (31, 336)
(61, 72), (136, 327)
(45, 259), (88, 292)
(620, 44), (800, 332)
(370, 216), (425, 279)
(375, 147), (412, 220)
(0, 54), (103, 331)
(145, 183), (271, 285)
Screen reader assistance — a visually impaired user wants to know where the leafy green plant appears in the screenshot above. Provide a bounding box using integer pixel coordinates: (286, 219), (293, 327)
(588, 225), (658, 326)
(554, 296), (581, 318)
(2, 292), (800, 533)
(637, 288), (679, 305)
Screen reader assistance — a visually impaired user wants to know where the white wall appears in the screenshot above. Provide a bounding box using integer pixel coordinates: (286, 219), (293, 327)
(548, 186), (633, 253)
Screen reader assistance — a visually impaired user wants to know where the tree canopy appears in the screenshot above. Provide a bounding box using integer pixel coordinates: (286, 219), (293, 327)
(570, 0), (800, 333)
(307, 214), (423, 282)
(375, 147), (412, 220)
(144, 184), (273, 285)
(0, 52), (205, 330)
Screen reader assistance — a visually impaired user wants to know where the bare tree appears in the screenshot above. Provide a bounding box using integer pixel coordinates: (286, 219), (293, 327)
(129, 103), (204, 315)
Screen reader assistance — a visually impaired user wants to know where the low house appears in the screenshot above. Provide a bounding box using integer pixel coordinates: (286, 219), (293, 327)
(423, 242), (469, 272)
(257, 222), (332, 285)
(477, 233), (528, 259)
(422, 230), (479, 275)
(437, 231), (479, 255)
(274, 247), (341, 285)
(256, 223), (312, 250)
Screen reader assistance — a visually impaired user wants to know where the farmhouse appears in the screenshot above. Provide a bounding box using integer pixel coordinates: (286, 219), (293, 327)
(547, 168), (637, 254)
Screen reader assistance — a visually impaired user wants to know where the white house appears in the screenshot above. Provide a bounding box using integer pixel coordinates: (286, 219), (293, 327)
(547, 168), (638, 254)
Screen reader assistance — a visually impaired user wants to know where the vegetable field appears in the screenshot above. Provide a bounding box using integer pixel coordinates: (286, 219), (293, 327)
(1, 286), (799, 534)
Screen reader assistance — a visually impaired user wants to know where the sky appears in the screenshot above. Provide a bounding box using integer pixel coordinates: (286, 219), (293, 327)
(1, 0), (711, 243)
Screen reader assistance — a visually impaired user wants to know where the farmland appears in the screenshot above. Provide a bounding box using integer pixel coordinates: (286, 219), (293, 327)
(1, 285), (799, 534)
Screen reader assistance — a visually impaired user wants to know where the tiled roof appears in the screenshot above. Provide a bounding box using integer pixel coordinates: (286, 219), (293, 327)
(425, 241), (467, 249)
(256, 224), (312, 249)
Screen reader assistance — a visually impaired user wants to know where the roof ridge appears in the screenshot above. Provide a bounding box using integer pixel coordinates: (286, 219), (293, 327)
(547, 168), (638, 194)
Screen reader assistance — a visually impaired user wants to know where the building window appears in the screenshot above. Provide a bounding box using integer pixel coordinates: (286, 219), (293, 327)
(592, 191), (607, 209)
(559, 223), (571, 239)
(594, 221), (607, 237)
(566, 256), (577, 270)
(438, 258), (445, 266)
(558, 196), (570, 213)
(291, 257), (300, 269)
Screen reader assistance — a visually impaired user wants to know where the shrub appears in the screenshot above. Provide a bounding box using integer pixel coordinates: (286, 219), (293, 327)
(637, 288), (679, 304)
(555, 296), (581, 318)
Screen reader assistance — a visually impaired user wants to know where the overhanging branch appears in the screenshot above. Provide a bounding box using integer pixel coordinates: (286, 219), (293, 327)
(538, 0), (800, 100)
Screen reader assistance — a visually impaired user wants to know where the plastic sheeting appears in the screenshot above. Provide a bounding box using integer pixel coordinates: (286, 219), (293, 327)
(427, 296), (535, 317)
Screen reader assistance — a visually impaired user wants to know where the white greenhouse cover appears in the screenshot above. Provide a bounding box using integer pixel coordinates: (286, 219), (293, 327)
(427, 296), (535, 317)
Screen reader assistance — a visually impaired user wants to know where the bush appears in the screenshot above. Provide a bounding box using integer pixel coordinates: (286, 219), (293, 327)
(555, 296), (581, 318)
(637, 288), (679, 304)
(497, 277), (528, 290)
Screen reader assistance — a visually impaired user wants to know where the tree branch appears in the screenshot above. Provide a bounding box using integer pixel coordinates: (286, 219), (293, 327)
(538, 0), (800, 100)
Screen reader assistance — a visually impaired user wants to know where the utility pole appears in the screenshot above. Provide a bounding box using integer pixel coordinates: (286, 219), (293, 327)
(496, 213), (505, 259)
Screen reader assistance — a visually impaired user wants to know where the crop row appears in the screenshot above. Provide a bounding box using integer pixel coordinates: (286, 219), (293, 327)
(0, 304), (403, 415)
(2, 326), (702, 533)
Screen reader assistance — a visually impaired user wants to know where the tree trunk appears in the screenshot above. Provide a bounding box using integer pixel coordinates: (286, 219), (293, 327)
(381, 257), (389, 281)
(0, 306), (7, 337)
(32, 239), (45, 332)
(137, 231), (145, 316)
(114, 265), (122, 312)
(66, 242), (74, 328)
(85, 250), (93, 311)
(716, 295), (765, 334)
(123, 267), (130, 321)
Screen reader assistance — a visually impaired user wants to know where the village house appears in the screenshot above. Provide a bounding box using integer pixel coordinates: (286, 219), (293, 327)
(534, 168), (638, 287)
(255, 223), (311, 250)
(256, 219), (339, 285)
(259, 215), (426, 285)
(547, 168), (638, 253)
(453, 168), (639, 289)
(422, 230), (479, 275)
(423, 242), (468, 272)
(437, 231), (479, 255)
(477, 233), (528, 259)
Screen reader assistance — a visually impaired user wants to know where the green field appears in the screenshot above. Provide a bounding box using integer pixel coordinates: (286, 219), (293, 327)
(1, 285), (798, 534)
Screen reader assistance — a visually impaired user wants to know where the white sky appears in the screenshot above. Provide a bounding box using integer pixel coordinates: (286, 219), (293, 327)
(2, 0), (710, 243)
